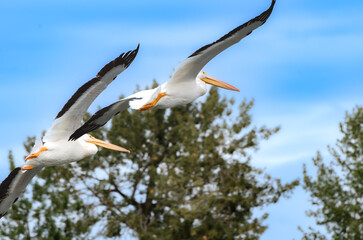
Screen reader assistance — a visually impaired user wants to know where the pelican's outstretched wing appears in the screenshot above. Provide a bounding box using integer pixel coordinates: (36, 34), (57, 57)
(43, 45), (140, 142)
(169, 0), (276, 84)
(69, 97), (139, 141)
(0, 167), (42, 218)
(69, 86), (162, 140)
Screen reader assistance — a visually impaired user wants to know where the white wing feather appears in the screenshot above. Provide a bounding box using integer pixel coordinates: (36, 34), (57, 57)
(43, 46), (139, 142)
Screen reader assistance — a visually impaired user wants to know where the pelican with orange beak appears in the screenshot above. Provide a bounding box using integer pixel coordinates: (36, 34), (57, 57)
(68, 0), (276, 140)
(131, 0), (276, 111)
(0, 45), (139, 218)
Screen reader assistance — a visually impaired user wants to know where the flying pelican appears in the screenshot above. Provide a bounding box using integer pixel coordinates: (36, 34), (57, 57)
(0, 46), (139, 218)
(68, 0), (276, 141)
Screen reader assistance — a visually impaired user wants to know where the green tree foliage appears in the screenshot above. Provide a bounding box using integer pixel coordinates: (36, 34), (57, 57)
(1, 84), (298, 239)
(301, 106), (363, 240)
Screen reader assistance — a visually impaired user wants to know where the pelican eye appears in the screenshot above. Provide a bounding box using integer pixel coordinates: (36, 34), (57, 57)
(88, 135), (96, 140)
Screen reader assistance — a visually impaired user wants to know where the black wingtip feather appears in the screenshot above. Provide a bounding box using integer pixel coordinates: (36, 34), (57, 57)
(0, 167), (21, 218)
(97, 44), (140, 78)
(68, 97), (140, 141)
(188, 0), (276, 58)
(68, 101), (119, 141)
(0, 167), (21, 202)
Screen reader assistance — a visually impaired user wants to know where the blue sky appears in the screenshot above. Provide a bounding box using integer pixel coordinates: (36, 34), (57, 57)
(0, 0), (362, 239)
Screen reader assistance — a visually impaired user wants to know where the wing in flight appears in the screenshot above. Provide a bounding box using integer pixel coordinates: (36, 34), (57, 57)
(43, 45), (140, 143)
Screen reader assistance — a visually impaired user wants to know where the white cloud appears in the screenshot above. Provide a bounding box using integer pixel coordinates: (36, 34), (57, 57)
(251, 102), (345, 167)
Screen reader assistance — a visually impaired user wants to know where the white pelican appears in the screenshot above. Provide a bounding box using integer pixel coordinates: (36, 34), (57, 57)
(68, 0), (276, 141)
(0, 46), (139, 218)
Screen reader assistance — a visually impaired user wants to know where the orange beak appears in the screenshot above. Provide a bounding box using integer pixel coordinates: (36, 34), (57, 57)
(86, 137), (130, 153)
(200, 72), (240, 92)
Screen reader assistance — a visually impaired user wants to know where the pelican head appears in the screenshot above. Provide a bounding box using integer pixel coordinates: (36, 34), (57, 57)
(198, 71), (240, 92)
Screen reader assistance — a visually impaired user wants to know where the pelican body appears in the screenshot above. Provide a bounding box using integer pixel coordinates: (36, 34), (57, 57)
(24, 135), (118, 167)
(128, 71), (239, 110)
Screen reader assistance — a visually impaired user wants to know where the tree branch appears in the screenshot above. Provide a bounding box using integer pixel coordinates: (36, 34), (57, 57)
(111, 182), (139, 207)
